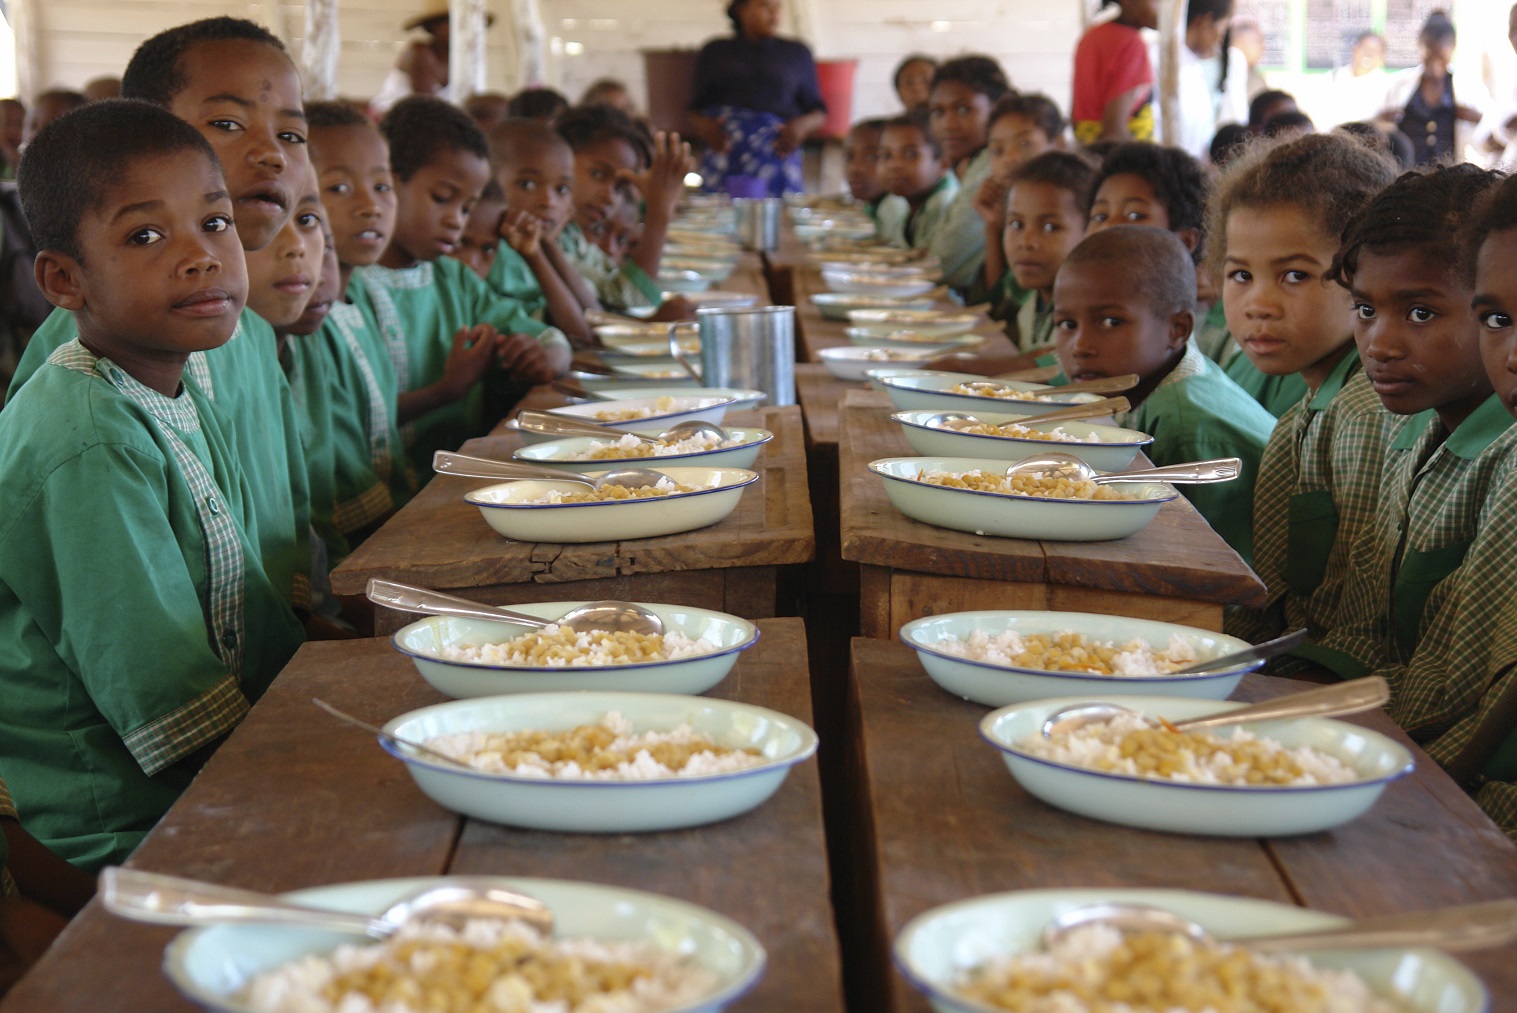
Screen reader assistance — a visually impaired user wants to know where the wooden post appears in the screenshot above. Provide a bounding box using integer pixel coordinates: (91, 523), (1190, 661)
(302, 0), (341, 102)
(10, 0), (39, 102)
(508, 0), (549, 88)
(450, 0), (489, 101)
(1156, 0), (1185, 146)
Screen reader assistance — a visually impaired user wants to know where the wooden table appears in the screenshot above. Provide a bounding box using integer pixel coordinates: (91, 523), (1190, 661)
(2, 621), (846, 1013)
(841, 637), (1517, 1013)
(331, 405), (815, 634)
(838, 392), (1267, 636)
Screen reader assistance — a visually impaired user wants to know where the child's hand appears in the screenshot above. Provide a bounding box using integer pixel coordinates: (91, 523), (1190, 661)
(619, 132), (696, 217)
(973, 176), (1009, 228)
(439, 324), (502, 400)
(650, 296), (698, 321)
(496, 332), (557, 385)
(499, 209), (542, 257)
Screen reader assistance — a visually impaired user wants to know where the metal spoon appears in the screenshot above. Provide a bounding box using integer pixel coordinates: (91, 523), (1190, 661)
(313, 698), (475, 770)
(1171, 627), (1310, 675)
(1049, 373), (1139, 395)
(101, 867), (554, 938)
(667, 323), (703, 380)
(1005, 451), (1241, 485)
(1042, 898), (1517, 953)
(432, 451), (671, 491)
(516, 410), (729, 445)
(366, 579), (666, 635)
(991, 364), (1063, 382)
(915, 397), (1133, 432)
(1039, 675), (1390, 738)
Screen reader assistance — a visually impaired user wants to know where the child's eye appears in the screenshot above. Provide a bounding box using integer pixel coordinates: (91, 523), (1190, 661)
(1054, 318), (1076, 331)
(278, 130), (307, 145)
(1407, 306), (1437, 323)
(207, 118), (243, 133)
(375, 182), (392, 194)
(519, 179), (537, 191)
(1123, 211), (1147, 223)
(326, 182), (352, 196)
(431, 191), (450, 205)
(1353, 303), (1375, 320)
(1226, 269), (1251, 284)
(129, 227), (164, 245)
(556, 185), (572, 196)
(1088, 212), (1108, 226)
(295, 211), (321, 229)
(204, 215), (233, 233)
(1040, 222), (1061, 234)
(1480, 310), (1513, 330)
(1100, 316), (1123, 328)
(1283, 270), (1311, 284)
(1006, 220), (1024, 232)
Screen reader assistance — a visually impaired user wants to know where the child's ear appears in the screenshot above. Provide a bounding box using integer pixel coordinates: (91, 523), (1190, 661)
(1175, 228), (1202, 255)
(34, 251), (83, 311)
(1168, 309), (1195, 348)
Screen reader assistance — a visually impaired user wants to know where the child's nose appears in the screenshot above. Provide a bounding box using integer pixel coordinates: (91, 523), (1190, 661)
(244, 125), (286, 172)
(1360, 318), (1404, 361)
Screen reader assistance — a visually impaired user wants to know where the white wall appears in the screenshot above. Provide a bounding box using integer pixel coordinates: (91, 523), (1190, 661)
(21, 0), (1083, 124)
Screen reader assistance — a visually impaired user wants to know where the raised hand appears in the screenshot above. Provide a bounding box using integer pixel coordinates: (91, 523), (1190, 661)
(498, 208), (543, 258)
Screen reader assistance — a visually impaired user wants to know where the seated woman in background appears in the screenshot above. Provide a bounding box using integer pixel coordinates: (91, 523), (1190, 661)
(688, 0), (826, 196)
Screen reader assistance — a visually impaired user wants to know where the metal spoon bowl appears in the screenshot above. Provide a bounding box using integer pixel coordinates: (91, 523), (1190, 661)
(367, 579), (666, 636)
(433, 451), (671, 491)
(916, 398), (1134, 433)
(516, 410), (729, 445)
(1040, 675), (1390, 739)
(1005, 451), (1242, 486)
(1042, 898), (1517, 953)
(101, 868), (555, 939)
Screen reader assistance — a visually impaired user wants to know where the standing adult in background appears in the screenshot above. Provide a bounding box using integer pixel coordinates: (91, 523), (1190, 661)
(370, 0), (493, 115)
(688, 0), (826, 196)
(0, 100), (22, 181)
(1380, 10), (1490, 165)
(1230, 19), (1269, 97)
(1324, 32), (1387, 127)
(894, 55), (938, 112)
(1072, 0), (1158, 145)
(1175, 0), (1235, 158)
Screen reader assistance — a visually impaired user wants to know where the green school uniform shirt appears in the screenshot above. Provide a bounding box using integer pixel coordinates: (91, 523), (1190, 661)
(1303, 395), (1517, 839)
(5, 306), (313, 612)
(926, 147), (994, 292)
(986, 269), (1032, 326)
(1225, 352), (1387, 664)
(556, 222), (660, 312)
(876, 173), (960, 252)
(0, 341), (303, 870)
(350, 258), (571, 476)
(485, 242), (548, 320)
(320, 296), (414, 523)
(281, 335), (345, 563)
(1195, 303), (1309, 419)
(1117, 343), (1276, 566)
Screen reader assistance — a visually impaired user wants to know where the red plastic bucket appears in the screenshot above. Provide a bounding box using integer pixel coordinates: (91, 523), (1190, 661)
(815, 59), (856, 140)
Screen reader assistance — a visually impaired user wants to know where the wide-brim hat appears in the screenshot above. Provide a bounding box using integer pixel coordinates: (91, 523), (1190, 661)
(404, 0), (495, 32)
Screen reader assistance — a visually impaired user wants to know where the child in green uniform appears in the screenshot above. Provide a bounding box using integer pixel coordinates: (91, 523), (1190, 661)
(483, 118), (592, 343)
(0, 102), (305, 871)
(360, 96), (572, 475)
(453, 181), (508, 283)
(844, 118), (889, 218)
(1298, 170), (1517, 838)
(554, 104), (694, 318)
(4, 17), (314, 617)
(974, 93), (1063, 318)
(306, 102), (417, 518)
(1052, 226), (1274, 563)
(1004, 152), (1096, 355)
(1214, 134), (1397, 660)
(876, 110), (958, 250)
(924, 55), (1013, 292)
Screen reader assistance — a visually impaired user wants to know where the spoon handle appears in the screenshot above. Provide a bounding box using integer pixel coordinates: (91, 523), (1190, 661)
(101, 867), (385, 937)
(313, 698), (476, 770)
(1094, 457), (1241, 485)
(1171, 627), (1309, 675)
(365, 578), (552, 629)
(667, 324), (703, 381)
(1022, 396), (1131, 425)
(516, 410), (658, 443)
(991, 364), (1063, 383)
(1055, 373), (1140, 395)
(551, 379), (604, 401)
(432, 451), (595, 486)
(1239, 898), (1517, 953)
(1172, 676), (1390, 732)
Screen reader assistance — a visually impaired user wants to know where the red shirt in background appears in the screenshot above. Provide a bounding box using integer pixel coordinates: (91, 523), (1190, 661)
(1072, 20), (1155, 144)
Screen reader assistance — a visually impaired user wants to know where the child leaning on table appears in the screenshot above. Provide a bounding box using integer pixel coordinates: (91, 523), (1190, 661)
(1052, 226), (1275, 565)
(352, 95), (572, 477)
(1291, 167), (1517, 838)
(0, 102), (304, 872)
(1215, 133), (1396, 666)
(875, 110), (958, 251)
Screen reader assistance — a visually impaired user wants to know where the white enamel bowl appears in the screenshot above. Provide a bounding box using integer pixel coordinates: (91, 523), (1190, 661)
(380, 691), (817, 832)
(820, 269), (937, 299)
(596, 362), (696, 382)
(843, 326), (988, 350)
(869, 456), (1176, 541)
(819, 346), (942, 381)
(865, 367), (947, 392)
(846, 309), (980, 337)
(880, 373), (1104, 416)
(899, 610), (1260, 707)
(391, 603), (759, 698)
(594, 385), (766, 412)
(464, 466), (757, 542)
(599, 335), (703, 359)
(818, 260), (942, 280)
(895, 888), (1484, 1013)
(512, 426), (773, 472)
(980, 694), (1415, 836)
(671, 290), (760, 310)
(544, 394), (737, 430)
(811, 292), (935, 321)
(166, 877), (766, 1013)
(891, 409), (1151, 471)
(658, 269), (716, 293)
(595, 321), (698, 351)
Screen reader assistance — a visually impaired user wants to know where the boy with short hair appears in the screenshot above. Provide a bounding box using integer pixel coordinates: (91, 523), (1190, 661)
(1003, 151), (1095, 353)
(5, 16), (314, 616)
(555, 104), (694, 318)
(876, 110), (958, 250)
(359, 95), (572, 475)
(0, 101), (304, 870)
(844, 118), (889, 219)
(1053, 225), (1275, 563)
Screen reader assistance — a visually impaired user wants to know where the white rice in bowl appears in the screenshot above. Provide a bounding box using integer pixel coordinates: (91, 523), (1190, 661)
(934, 629), (1201, 676)
(566, 432), (740, 461)
(239, 916), (719, 1013)
(1019, 712), (1359, 787)
(953, 923), (1403, 1013)
(439, 625), (717, 667)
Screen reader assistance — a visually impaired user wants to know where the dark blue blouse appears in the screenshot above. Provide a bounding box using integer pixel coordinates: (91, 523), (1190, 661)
(689, 34), (826, 121)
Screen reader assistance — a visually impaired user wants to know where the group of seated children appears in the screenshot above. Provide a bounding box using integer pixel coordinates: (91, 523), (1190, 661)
(847, 88), (1517, 839)
(0, 14), (706, 976)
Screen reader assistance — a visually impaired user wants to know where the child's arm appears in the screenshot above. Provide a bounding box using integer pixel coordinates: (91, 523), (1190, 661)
(501, 211), (592, 343)
(0, 819), (93, 917)
(541, 232), (602, 312)
(620, 132), (696, 285)
(396, 324), (502, 425)
(1100, 86), (1147, 142)
(973, 176), (1009, 290)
